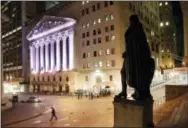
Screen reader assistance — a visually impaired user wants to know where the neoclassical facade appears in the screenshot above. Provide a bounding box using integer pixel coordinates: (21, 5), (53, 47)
(27, 16), (77, 93)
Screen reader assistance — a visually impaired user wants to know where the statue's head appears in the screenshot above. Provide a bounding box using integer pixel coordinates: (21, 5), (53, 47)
(129, 14), (139, 25)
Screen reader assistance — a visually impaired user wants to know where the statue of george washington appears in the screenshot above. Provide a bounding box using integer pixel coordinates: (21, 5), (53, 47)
(115, 14), (155, 101)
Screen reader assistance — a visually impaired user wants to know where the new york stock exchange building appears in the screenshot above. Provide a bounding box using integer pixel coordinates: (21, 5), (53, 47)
(27, 16), (78, 94)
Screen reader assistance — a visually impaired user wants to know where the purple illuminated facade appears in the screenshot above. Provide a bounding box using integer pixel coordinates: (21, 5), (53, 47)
(27, 16), (76, 74)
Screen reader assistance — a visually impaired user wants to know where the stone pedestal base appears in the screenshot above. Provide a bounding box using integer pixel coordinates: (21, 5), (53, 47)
(113, 98), (154, 128)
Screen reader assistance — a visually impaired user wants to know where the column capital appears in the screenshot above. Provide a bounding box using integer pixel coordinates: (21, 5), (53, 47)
(68, 28), (74, 34)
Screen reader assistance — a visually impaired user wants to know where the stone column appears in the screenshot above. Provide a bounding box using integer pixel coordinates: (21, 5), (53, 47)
(33, 45), (36, 72)
(40, 44), (44, 73)
(45, 42), (49, 72)
(56, 37), (61, 71)
(50, 40), (55, 71)
(35, 44), (39, 73)
(29, 45), (34, 72)
(63, 36), (67, 71)
(68, 30), (74, 70)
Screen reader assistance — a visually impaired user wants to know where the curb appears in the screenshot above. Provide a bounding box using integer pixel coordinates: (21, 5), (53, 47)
(2, 112), (44, 127)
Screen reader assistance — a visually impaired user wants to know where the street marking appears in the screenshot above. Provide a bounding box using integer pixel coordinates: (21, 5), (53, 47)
(73, 120), (78, 122)
(64, 123), (71, 126)
(60, 117), (69, 121)
(34, 120), (41, 124)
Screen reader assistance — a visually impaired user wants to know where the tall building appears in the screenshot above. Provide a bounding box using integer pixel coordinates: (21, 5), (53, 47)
(28, 1), (161, 94)
(1, 1), (47, 94)
(158, 1), (175, 69)
(180, 1), (188, 66)
(171, 1), (184, 67)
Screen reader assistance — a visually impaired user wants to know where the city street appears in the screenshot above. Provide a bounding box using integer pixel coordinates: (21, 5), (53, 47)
(2, 94), (114, 127)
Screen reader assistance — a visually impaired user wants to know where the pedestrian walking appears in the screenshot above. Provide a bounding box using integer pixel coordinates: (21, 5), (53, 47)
(50, 107), (58, 121)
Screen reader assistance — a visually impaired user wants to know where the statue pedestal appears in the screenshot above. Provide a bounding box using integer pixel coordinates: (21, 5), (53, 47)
(113, 98), (154, 128)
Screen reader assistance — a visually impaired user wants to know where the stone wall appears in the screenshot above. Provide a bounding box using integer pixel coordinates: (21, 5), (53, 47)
(165, 85), (188, 101)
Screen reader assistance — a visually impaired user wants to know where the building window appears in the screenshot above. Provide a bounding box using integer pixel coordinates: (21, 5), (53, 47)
(105, 15), (109, 21)
(94, 51), (97, 57)
(98, 18), (101, 23)
(111, 48), (115, 54)
(83, 53), (86, 58)
(98, 50), (102, 56)
(87, 53), (91, 58)
(105, 36), (109, 42)
(104, 1), (108, 7)
(87, 63), (91, 68)
(82, 24), (86, 29)
(66, 76), (69, 82)
(165, 2), (168, 5)
(106, 49), (110, 55)
(168, 55), (170, 58)
(82, 33), (85, 38)
(162, 55), (164, 58)
(97, 3), (101, 9)
(86, 23), (90, 27)
(99, 61), (103, 67)
(93, 20), (96, 25)
(93, 39), (96, 44)
(159, 2), (162, 6)
(110, 25), (114, 31)
(94, 62), (98, 68)
(106, 60), (110, 67)
(111, 60), (116, 67)
(59, 76), (62, 81)
(86, 8), (89, 14)
(98, 29), (101, 34)
(110, 14), (114, 20)
(165, 21), (169, 26)
(86, 40), (90, 46)
(105, 26), (108, 32)
(98, 37), (101, 43)
(160, 22), (164, 27)
(53, 76), (55, 81)
(111, 35), (115, 40)
(82, 10), (85, 16)
(83, 64), (86, 69)
(109, 75), (113, 81)
(86, 32), (90, 37)
(92, 5), (96, 12)
(85, 76), (88, 81)
(93, 30), (96, 36)
(110, 1), (114, 5)
(48, 76), (50, 81)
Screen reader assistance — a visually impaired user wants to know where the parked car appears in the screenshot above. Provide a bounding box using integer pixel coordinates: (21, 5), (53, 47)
(26, 96), (42, 103)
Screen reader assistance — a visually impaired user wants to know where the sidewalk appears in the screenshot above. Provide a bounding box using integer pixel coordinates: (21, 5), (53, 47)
(1, 103), (46, 127)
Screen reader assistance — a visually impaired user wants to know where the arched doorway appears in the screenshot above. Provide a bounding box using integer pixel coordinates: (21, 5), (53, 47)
(96, 76), (102, 83)
(59, 85), (63, 92)
(37, 85), (40, 92)
(65, 84), (69, 93)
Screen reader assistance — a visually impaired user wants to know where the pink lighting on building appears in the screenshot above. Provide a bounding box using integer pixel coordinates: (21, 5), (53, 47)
(27, 16), (76, 74)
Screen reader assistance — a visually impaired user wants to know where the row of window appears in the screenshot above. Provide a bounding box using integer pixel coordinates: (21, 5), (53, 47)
(83, 48), (115, 59)
(85, 75), (113, 82)
(82, 1), (114, 16)
(82, 25), (114, 38)
(83, 60), (116, 69)
(82, 14), (114, 29)
(159, 2), (168, 6)
(32, 76), (69, 82)
(159, 21), (170, 27)
(82, 35), (115, 47)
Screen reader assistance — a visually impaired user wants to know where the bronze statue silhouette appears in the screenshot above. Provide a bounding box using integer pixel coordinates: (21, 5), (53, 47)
(116, 15), (155, 101)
